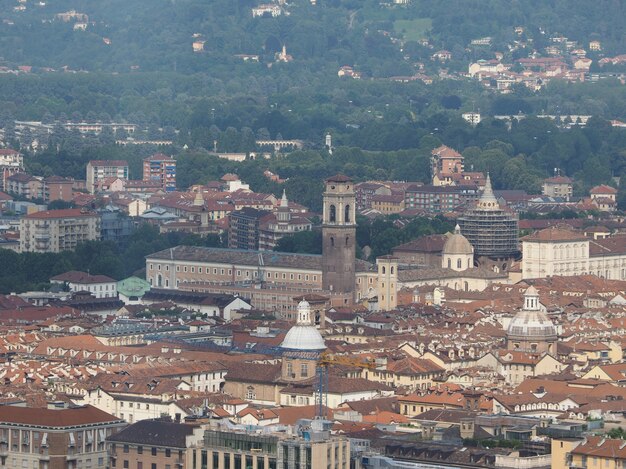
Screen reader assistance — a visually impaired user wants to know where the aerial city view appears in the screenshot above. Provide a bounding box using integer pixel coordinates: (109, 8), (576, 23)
(1, 0), (626, 468)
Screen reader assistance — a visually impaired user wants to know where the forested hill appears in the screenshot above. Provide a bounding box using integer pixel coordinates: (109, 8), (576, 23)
(0, 0), (624, 75)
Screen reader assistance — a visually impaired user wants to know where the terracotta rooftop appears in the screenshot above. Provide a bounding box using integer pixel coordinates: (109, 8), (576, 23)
(24, 208), (97, 219)
(522, 226), (588, 242)
(0, 405), (122, 427)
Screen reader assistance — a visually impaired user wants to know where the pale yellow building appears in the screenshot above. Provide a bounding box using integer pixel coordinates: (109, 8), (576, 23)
(20, 208), (101, 253)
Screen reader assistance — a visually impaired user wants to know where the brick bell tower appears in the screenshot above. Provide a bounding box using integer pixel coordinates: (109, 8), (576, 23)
(322, 174), (356, 297)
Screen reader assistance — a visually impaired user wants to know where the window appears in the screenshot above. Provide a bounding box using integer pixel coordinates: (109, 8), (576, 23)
(329, 205), (336, 222)
(123, 445), (129, 453)
(152, 447), (157, 456)
(137, 446), (143, 454)
(345, 204), (351, 222)
(300, 363), (308, 377)
(165, 449), (171, 457)
(123, 461), (129, 469)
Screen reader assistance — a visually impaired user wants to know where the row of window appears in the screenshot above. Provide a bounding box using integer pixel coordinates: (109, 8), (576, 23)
(150, 263), (318, 282)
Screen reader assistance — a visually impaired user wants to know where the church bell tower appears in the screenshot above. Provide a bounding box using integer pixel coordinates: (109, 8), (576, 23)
(322, 174), (356, 297)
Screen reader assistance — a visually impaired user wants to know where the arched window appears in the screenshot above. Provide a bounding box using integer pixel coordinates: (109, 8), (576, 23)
(345, 236), (349, 246)
(330, 236), (335, 247)
(329, 205), (336, 222)
(464, 281), (469, 291)
(447, 259), (451, 269)
(345, 204), (351, 223)
(391, 266), (394, 274)
(457, 259), (462, 269)
(382, 266), (386, 274)
(157, 274), (162, 287)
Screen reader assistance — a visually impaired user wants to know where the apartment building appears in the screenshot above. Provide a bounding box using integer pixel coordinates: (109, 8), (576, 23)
(190, 423), (350, 469)
(143, 153), (176, 192)
(7, 173), (42, 199)
(107, 419), (203, 469)
(86, 160), (129, 194)
(20, 208), (101, 253)
(542, 176), (573, 201)
(0, 149), (24, 191)
(0, 404), (125, 469)
(43, 175), (74, 202)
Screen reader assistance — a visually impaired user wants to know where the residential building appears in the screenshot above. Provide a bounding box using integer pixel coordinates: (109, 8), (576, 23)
(258, 191), (312, 251)
(19, 208), (101, 253)
(99, 209), (135, 244)
(107, 419), (204, 469)
(542, 176), (573, 201)
(461, 112), (481, 125)
(430, 145), (464, 185)
(590, 184), (617, 212)
(86, 160), (129, 194)
(192, 423), (349, 469)
(370, 193), (405, 214)
(43, 175), (74, 203)
(404, 184), (478, 213)
(251, 4), (282, 17)
(50, 271), (118, 298)
(228, 207), (269, 250)
(558, 436), (626, 469)
(354, 182), (392, 211)
(143, 153), (176, 192)
(0, 404), (125, 469)
(6, 173), (42, 200)
(0, 149), (24, 191)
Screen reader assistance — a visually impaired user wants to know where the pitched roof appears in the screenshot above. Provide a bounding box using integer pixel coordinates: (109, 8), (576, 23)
(522, 226), (588, 242)
(326, 174), (352, 183)
(0, 405), (122, 428)
(590, 185), (617, 194)
(24, 209), (98, 220)
(146, 246), (374, 273)
(50, 271), (116, 284)
(107, 419), (196, 447)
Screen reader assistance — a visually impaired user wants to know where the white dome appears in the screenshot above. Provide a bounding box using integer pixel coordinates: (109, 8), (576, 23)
(507, 310), (557, 341)
(281, 325), (326, 351)
(281, 299), (326, 351)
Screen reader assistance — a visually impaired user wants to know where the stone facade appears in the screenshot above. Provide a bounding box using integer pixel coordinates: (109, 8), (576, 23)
(322, 175), (357, 296)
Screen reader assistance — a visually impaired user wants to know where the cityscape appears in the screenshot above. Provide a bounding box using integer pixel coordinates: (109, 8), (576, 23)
(1, 1), (626, 469)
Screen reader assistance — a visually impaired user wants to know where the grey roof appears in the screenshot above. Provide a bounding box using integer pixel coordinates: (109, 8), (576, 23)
(147, 246), (374, 272)
(398, 266), (508, 282)
(107, 419), (195, 448)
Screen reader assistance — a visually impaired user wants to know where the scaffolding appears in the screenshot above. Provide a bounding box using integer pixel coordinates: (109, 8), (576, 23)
(458, 207), (519, 257)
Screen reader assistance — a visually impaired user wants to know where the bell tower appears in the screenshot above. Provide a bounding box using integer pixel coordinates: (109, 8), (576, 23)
(322, 174), (356, 296)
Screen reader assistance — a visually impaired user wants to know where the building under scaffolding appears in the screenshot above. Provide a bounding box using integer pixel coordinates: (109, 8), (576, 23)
(458, 174), (519, 260)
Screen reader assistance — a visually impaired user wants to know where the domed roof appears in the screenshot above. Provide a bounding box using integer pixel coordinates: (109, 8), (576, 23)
(281, 300), (326, 352)
(442, 225), (474, 255)
(507, 288), (556, 342)
(507, 310), (557, 341)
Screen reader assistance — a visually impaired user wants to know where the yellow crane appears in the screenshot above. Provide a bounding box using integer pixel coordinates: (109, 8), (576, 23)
(315, 352), (378, 418)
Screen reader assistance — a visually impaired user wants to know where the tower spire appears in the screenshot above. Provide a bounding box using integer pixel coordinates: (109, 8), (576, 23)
(476, 172), (499, 210)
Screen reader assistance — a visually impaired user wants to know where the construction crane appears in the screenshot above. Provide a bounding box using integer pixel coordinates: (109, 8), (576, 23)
(315, 352), (378, 419)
